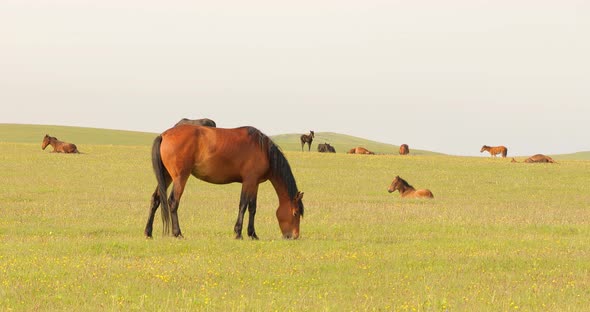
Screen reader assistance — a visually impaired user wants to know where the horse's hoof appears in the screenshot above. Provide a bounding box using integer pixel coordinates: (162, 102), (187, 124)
(235, 234), (243, 240)
(249, 234), (259, 240)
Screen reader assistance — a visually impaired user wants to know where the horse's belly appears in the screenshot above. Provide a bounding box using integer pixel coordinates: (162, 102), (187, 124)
(192, 169), (241, 184)
(191, 164), (242, 184)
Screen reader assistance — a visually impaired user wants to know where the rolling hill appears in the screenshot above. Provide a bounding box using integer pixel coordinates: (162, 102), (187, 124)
(0, 124), (439, 155)
(2, 123), (588, 159)
(0, 124), (155, 146)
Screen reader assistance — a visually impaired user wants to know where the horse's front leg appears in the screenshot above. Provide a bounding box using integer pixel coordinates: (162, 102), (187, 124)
(246, 196), (259, 240)
(144, 187), (160, 238)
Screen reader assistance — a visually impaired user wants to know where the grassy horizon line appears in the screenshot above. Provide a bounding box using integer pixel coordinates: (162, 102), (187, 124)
(1, 123), (589, 159)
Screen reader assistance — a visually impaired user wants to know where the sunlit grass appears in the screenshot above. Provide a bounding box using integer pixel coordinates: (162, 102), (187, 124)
(1, 142), (589, 310)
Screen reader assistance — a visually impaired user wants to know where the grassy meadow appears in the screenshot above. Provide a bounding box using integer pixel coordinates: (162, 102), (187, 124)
(1, 125), (589, 311)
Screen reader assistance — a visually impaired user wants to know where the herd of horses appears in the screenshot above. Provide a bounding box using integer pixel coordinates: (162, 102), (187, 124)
(39, 119), (559, 240)
(480, 144), (556, 163)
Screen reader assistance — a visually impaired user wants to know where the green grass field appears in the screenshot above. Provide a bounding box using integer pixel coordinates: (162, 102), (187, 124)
(1, 125), (589, 311)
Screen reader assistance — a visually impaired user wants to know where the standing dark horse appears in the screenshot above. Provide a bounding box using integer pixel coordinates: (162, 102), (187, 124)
(174, 118), (216, 127)
(317, 143), (336, 153)
(41, 135), (79, 153)
(300, 131), (314, 151)
(144, 125), (304, 240)
(480, 145), (508, 158)
(387, 176), (434, 198)
(399, 144), (410, 155)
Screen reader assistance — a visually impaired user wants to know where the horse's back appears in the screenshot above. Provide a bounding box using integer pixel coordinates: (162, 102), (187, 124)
(160, 126), (269, 183)
(525, 154), (555, 163)
(175, 118), (216, 127)
(408, 189), (434, 198)
(67, 143), (79, 153)
(354, 147), (373, 154)
(58, 142), (78, 153)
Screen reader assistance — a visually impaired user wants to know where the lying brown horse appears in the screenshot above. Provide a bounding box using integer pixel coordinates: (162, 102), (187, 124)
(399, 144), (409, 155)
(480, 145), (507, 158)
(41, 135), (79, 153)
(347, 147), (375, 155)
(145, 125), (304, 240)
(524, 154), (557, 163)
(387, 176), (433, 198)
(174, 118), (216, 127)
(300, 130), (314, 151)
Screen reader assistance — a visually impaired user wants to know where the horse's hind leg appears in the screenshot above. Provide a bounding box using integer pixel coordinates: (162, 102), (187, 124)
(169, 176), (189, 238)
(145, 166), (172, 238)
(144, 187), (161, 238)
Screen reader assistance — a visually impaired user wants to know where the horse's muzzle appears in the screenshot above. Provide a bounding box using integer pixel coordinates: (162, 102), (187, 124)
(283, 232), (299, 240)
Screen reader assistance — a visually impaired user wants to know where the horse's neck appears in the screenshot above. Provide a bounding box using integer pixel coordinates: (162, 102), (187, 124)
(399, 184), (415, 195)
(269, 176), (292, 205)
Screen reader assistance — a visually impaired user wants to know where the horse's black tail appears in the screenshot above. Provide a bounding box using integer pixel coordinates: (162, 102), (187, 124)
(152, 135), (171, 235)
(502, 148), (508, 158)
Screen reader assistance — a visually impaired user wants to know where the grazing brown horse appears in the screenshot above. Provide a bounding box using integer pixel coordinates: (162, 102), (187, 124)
(524, 154), (557, 163)
(144, 125), (304, 240)
(480, 145), (508, 158)
(174, 118), (216, 127)
(347, 147), (374, 155)
(41, 135), (79, 153)
(387, 176), (433, 198)
(300, 131), (314, 151)
(399, 144), (409, 155)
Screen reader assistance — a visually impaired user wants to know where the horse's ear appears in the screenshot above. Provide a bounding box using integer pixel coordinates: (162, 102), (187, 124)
(296, 191), (304, 201)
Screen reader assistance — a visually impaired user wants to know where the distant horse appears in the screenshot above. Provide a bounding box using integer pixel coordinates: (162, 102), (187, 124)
(144, 125), (304, 240)
(480, 145), (508, 158)
(174, 118), (216, 127)
(347, 147), (374, 155)
(524, 154), (557, 163)
(41, 135), (79, 153)
(300, 131), (314, 151)
(399, 144), (410, 155)
(387, 176), (433, 198)
(317, 143), (336, 153)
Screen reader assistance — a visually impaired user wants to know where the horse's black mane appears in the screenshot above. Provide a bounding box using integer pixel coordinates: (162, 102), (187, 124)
(397, 176), (414, 189)
(246, 127), (304, 216)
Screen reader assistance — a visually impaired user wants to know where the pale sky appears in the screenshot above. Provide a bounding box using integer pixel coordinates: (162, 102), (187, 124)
(1, 1), (589, 156)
